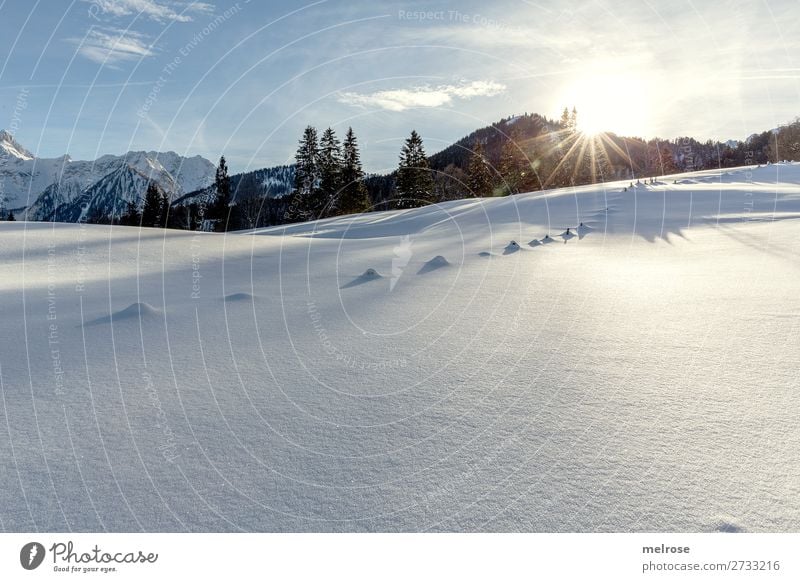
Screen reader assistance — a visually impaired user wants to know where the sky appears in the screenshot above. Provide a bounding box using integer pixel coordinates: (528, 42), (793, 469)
(0, 0), (799, 173)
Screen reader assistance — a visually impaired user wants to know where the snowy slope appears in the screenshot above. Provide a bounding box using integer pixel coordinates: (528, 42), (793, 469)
(1, 163), (799, 532)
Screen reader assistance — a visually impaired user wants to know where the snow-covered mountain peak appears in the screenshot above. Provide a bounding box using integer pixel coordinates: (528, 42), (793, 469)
(0, 142), (216, 218)
(0, 129), (34, 160)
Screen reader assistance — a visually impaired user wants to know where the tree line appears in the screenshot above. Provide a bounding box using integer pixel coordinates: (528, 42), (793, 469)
(112, 156), (232, 231)
(34, 113), (800, 230)
(288, 126), (370, 220)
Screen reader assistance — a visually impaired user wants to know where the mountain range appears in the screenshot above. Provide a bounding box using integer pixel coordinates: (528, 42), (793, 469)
(0, 129), (216, 221)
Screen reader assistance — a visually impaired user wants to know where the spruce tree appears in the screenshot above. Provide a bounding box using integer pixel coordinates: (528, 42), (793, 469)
(212, 155), (231, 231)
(292, 126), (321, 220)
(560, 107), (571, 130)
(141, 183), (162, 227)
(467, 140), (494, 197)
(394, 130), (434, 209)
(121, 198), (141, 226)
(499, 137), (521, 195)
(7, 210), (15, 221)
(318, 127), (342, 217)
(338, 127), (370, 214)
(159, 191), (171, 228)
(658, 146), (678, 174)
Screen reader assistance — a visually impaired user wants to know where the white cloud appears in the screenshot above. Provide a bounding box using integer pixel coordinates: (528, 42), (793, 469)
(71, 27), (155, 65)
(338, 80), (506, 112)
(72, 1), (214, 65)
(84, 0), (214, 23)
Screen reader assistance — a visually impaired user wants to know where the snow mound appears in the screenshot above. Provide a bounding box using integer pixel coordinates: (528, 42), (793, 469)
(540, 234), (556, 244)
(560, 229), (576, 241)
(528, 239), (542, 247)
(503, 240), (521, 255)
(341, 268), (383, 289)
(477, 251), (493, 257)
(84, 302), (161, 326)
(710, 519), (746, 533)
(224, 292), (256, 302)
(576, 222), (593, 239)
(417, 255), (450, 274)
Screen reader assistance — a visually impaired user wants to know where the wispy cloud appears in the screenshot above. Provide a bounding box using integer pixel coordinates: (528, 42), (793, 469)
(72, 1), (214, 65)
(71, 27), (155, 65)
(84, 0), (214, 23)
(338, 80), (506, 112)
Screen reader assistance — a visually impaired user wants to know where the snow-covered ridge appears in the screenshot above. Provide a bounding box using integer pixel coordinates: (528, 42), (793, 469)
(0, 131), (216, 219)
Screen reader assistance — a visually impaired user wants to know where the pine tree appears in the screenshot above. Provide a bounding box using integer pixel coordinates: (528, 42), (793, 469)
(434, 164), (468, 201)
(338, 127), (370, 215)
(7, 209), (15, 221)
(559, 106), (578, 134)
(499, 137), (522, 195)
(560, 107), (571, 130)
(550, 122), (577, 187)
(394, 130), (434, 209)
(292, 126), (321, 220)
(141, 183), (162, 227)
(121, 198), (141, 226)
(592, 146), (612, 183)
(467, 140), (494, 197)
(212, 155), (231, 231)
(658, 146), (678, 175)
(86, 205), (107, 225)
(159, 191), (171, 228)
(318, 127), (342, 217)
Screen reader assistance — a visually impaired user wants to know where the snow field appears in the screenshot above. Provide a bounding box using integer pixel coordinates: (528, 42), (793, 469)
(0, 163), (798, 532)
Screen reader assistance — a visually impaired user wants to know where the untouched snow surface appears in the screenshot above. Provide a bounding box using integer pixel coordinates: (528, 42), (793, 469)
(1, 163), (799, 532)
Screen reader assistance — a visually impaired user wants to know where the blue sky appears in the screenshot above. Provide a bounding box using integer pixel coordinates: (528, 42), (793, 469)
(1, 0), (798, 173)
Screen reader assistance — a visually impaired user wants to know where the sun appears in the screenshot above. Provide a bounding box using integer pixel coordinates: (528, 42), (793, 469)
(560, 71), (650, 137)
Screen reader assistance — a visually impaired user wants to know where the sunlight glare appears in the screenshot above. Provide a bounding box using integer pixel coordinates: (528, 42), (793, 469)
(561, 72), (650, 137)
